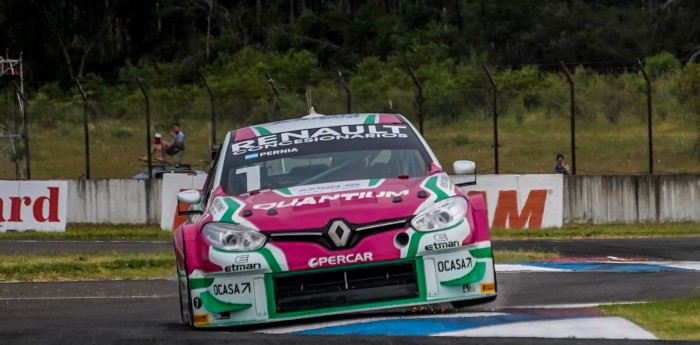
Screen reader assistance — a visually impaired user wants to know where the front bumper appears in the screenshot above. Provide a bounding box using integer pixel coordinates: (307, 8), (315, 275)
(179, 242), (496, 328)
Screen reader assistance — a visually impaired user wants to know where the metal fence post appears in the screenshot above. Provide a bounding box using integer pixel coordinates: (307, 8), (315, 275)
(12, 84), (21, 179)
(265, 73), (281, 120)
(75, 79), (91, 179)
(337, 70), (352, 113)
(407, 66), (424, 135)
(481, 64), (499, 174)
(199, 72), (216, 145)
(12, 80), (30, 179)
(135, 78), (153, 179)
(560, 61), (576, 175)
(638, 59), (653, 174)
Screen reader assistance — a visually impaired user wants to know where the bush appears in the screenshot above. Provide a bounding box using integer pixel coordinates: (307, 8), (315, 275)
(495, 66), (542, 92)
(675, 63), (700, 115)
(645, 51), (680, 78)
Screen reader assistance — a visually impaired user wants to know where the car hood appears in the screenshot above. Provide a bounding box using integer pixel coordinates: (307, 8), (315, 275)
(207, 174), (459, 231)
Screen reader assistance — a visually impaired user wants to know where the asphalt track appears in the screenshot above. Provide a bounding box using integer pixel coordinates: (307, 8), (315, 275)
(1, 238), (699, 344)
(492, 237), (700, 261)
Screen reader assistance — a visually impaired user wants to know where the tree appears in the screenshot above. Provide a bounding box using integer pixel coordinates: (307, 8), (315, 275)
(41, 0), (116, 80)
(198, 0), (230, 60)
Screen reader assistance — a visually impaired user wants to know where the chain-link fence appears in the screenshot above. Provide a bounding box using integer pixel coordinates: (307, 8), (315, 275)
(2, 71), (699, 180)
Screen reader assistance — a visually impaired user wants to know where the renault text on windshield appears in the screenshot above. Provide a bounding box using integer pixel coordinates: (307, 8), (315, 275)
(231, 125), (409, 155)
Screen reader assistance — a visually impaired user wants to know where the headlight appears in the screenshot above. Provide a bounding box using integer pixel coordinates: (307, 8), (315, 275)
(411, 197), (468, 232)
(202, 222), (266, 251)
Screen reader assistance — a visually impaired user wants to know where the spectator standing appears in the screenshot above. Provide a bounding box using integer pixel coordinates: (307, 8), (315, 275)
(554, 153), (570, 175)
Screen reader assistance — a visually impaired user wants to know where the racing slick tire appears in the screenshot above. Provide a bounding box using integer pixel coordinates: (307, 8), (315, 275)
(177, 231), (195, 328)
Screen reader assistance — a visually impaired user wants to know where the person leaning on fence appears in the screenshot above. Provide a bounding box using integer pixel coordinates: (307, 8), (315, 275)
(139, 123), (185, 162)
(554, 153), (570, 175)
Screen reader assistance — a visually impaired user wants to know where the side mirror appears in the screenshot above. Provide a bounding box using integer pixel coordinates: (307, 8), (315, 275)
(453, 160), (477, 186)
(453, 160), (476, 175)
(177, 190), (202, 205)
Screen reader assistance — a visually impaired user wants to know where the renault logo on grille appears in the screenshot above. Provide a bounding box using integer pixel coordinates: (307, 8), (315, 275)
(327, 220), (352, 248)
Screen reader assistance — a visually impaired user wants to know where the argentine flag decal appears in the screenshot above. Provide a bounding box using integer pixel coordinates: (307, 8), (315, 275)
(245, 153), (259, 160)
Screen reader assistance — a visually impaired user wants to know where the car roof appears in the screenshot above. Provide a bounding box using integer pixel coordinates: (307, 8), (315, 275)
(228, 113), (406, 142)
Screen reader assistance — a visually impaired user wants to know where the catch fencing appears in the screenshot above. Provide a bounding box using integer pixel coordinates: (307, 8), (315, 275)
(3, 60), (699, 181)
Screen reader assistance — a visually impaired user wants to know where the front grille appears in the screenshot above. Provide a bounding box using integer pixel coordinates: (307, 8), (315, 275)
(265, 217), (410, 250)
(273, 261), (419, 313)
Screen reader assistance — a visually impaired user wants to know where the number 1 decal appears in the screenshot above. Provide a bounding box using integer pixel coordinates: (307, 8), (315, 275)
(236, 166), (261, 192)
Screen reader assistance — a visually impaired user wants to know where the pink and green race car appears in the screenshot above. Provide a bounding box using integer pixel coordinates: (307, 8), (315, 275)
(174, 113), (497, 328)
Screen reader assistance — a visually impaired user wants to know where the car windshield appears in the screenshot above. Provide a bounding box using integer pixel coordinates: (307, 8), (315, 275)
(221, 123), (432, 195)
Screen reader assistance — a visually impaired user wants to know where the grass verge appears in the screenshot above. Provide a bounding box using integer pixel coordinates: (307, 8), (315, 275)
(0, 252), (174, 282)
(601, 294), (700, 340)
(2, 223), (698, 242)
(0, 249), (551, 282)
(491, 222), (700, 240)
(494, 249), (559, 262)
(0, 224), (173, 241)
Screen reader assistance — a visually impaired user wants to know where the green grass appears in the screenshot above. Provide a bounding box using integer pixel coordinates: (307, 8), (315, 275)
(491, 222), (700, 240)
(10, 118), (225, 179)
(601, 294), (700, 340)
(424, 112), (700, 175)
(0, 249), (550, 282)
(0, 252), (174, 282)
(493, 249), (559, 262)
(0, 223), (172, 241)
(3, 222), (697, 242)
(8, 106), (700, 179)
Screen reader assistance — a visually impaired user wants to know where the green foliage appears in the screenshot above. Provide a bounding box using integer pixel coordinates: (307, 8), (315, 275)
(348, 56), (414, 118)
(350, 56), (412, 92)
(645, 51), (680, 78)
(3, 1), (700, 84)
(495, 66), (543, 92)
(675, 63), (700, 114)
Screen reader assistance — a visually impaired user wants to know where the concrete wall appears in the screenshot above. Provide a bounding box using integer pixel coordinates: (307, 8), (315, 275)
(564, 175), (700, 223)
(63, 175), (700, 225)
(67, 179), (162, 224)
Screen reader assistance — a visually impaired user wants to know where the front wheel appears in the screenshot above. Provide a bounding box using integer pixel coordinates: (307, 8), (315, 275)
(178, 271), (194, 326)
(177, 231), (195, 327)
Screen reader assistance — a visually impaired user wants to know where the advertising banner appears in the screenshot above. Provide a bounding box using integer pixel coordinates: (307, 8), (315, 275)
(456, 174), (563, 229)
(159, 173), (562, 230)
(161, 174), (207, 231)
(0, 180), (68, 231)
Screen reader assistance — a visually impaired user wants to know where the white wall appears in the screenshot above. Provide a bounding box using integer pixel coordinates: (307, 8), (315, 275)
(67, 179), (162, 224)
(564, 175), (700, 223)
(59, 174), (700, 225)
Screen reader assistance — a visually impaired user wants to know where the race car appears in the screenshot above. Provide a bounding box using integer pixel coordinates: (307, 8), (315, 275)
(173, 113), (497, 328)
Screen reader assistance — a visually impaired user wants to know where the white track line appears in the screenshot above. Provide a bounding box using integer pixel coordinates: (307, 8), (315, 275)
(0, 295), (177, 301)
(504, 301), (646, 309)
(433, 317), (657, 340)
(495, 264), (569, 272)
(259, 312), (507, 334)
(495, 261), (700, 272)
